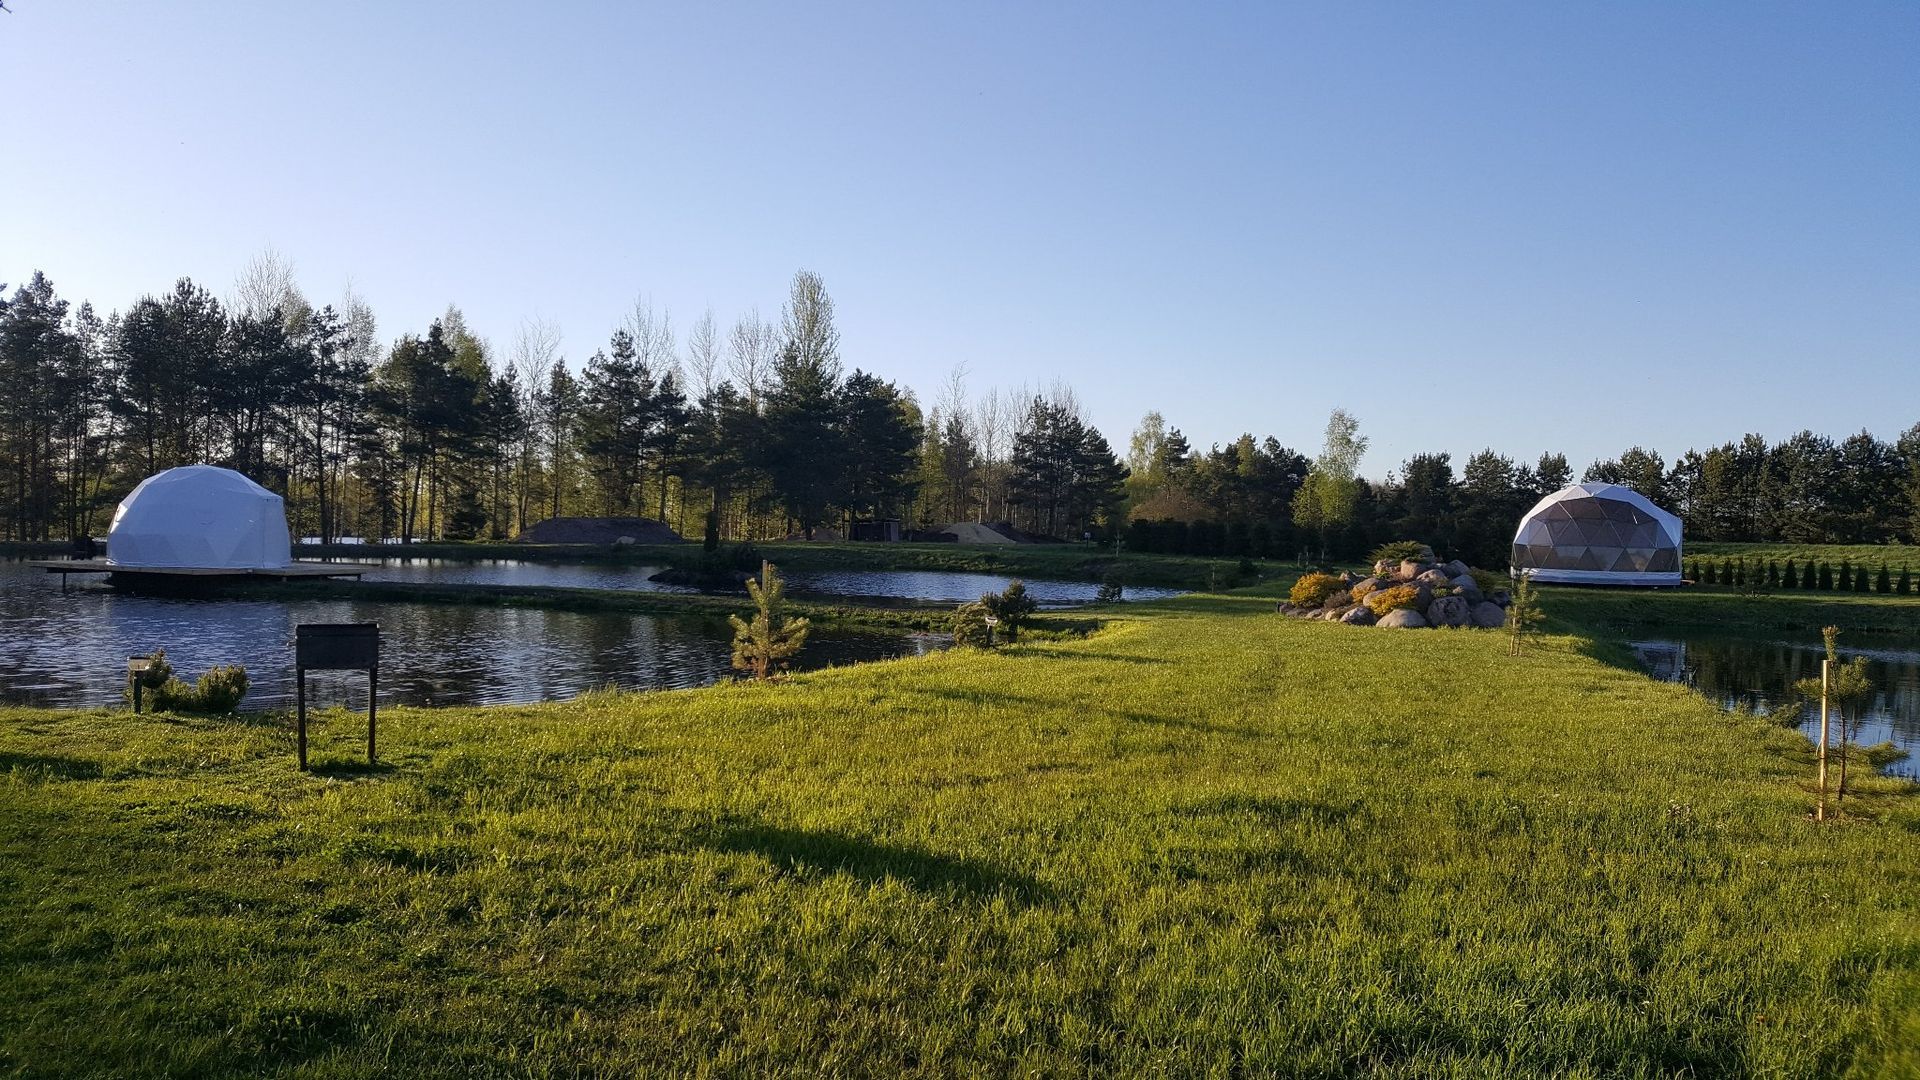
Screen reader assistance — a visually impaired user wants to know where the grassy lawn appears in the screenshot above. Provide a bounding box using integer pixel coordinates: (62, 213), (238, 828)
(1544, 582), (1920, 636)
(1693, 542), (1920, 574)
(5, 585), (1920, 1075)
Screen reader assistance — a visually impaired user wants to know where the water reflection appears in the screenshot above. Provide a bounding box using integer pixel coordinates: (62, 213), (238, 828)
(1631, 635), (1920, 778)
(0, 560), (940, 710)
(344, 557), (1182, 606)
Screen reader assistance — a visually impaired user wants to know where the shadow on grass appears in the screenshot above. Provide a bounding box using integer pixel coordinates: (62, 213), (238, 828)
(306, 759), (397, 779)
(0, 750), (103, 780)
(1031, 650), (1171, 666)
(704, 824), (1052, 906)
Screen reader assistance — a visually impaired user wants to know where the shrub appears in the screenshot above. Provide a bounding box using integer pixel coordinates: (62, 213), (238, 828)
(1094, 579), (1124, 604)
(1782, 560), (1798, 588)
(1768, 560), (1780, 587)
(123, 649), (175, 706)
(952, 602), (994, 648)
(1702, 561), (1717, 585)
(1720, 558), (1733, 585)
(1469, 569), (1505, 595)
(192, 666), (250, 713)
(1856, 566), (1871, 593)
(1804, 562), (1821, 590)
(1367, 540), (1433, 566)
(1819, 563), (1834, 590)
(1900, 566), (1912, 596)
(1364, 584), (1423, 616)
(1839, 562), (1854, 591)
(1877, 564), (1891, 593)
(1289, 572), (1345, 608)
(982, 580), (1039, 641)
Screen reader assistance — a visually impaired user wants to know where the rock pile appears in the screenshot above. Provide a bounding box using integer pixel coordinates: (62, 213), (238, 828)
(1277, 556), (1512, 629)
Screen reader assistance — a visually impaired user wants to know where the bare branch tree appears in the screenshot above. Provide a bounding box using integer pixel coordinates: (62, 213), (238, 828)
(685, 308), (720, 400)
(726, 310), (776, 407)
(232, 246), (309, 332)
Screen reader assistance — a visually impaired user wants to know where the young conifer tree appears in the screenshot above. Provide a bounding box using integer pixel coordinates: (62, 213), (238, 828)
(1877, 564), (1892, 593)
(1768, 560), (1780, 587)
(1839, 561), (1854, 591)
(1820, 562), (1835, 590)
(729, 561), (811, 680)
(1900, 566), (1913, 596)
(1783, 559), (1799, 589)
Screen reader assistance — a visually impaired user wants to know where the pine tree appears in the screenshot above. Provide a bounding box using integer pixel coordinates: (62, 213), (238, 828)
(1782, 559), (1798, 589)
(1702, 560), (1717, 585)
(1768, 560), (1780, 587)
(1856, 565), (1871, 593)
(728, 561), (811, 679)
(1900, 566), (1913, 596)
(981, 580), (1039, 642)
(1819, 562), (1834, 590)
(1877, 564), (1892, 594)
(1720, 558), (1733, 585)
(1506, 571), (1544, 656)
(1839, 561), (1853, 591)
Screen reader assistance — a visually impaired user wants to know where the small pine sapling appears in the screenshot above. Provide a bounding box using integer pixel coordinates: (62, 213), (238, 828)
(952, 601), (994, 648)
(1768, 560), (1780, 587)
(1819, 563), (1834, 590)
(1839, 561), (1854, 591)
(729, 561), (811, 680)
(982, 580), (1039, 642)
(1901, 566), (1913, 596)
(1506, 570), (1544, 656)
(1782, 560), (1798, 589)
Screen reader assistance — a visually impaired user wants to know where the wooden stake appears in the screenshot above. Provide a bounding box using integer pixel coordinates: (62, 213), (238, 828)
(1816, 658), (1831, 821)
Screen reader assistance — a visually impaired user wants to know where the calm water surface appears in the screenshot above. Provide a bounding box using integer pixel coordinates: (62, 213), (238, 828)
(349, 558), (1183, 607)
(1631, 634), (1920, 778)
(0, 560), (940, 709)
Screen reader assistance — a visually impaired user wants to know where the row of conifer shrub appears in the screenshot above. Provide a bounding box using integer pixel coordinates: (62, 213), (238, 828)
(1685, 557), (1912, 594)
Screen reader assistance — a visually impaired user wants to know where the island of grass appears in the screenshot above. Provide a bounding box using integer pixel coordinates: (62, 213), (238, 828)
(3, 574), (1919, 1075)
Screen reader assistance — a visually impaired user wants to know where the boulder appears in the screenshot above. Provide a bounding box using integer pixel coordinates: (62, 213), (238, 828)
(1374, 559), (1395, 577)
(1376, 608), (1428, 629)
(1351, 576), (1385, 597)
(1427, 594), (1472, 628)
(1442, 559), (1470, 579)
(1397, 559), (1424, 581)
(613, 535), (638, 546)
(1321, 607), (1350, 621)
(1471, 601), (1507, 628)
(1490, 589), (1512, 608)
(1339, 605), (1376, 626)
(1449, 574), (1484, 601)
(1415, 568), (1453, 589)
(1338, 570), (1361, 586)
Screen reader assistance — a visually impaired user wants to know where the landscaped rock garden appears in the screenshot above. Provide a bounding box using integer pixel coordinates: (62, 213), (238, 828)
(1277, 552), (1512, 629)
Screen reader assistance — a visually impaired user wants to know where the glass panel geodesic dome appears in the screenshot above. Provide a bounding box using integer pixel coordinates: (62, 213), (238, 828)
(107, 465), (292, 569)
(1510, 482), (1682, 586)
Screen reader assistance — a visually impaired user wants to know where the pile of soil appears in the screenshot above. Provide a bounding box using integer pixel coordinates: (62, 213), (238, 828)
(937, 522), (1060, 545)
(516, 517), (685, 545)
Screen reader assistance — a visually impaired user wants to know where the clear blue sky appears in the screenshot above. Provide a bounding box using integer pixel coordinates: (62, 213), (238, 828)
(3, 1), (1914, 479)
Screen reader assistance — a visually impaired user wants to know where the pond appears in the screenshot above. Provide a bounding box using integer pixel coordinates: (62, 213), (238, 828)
(1631, 634), (1920, 779)
(0, 560), (941, 710)
(347, 558), (1184, 607)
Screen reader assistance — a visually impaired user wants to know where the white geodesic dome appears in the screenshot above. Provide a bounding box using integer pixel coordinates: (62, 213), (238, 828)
(107, 465), (292, 569)
(1511, 482), (1682, 586)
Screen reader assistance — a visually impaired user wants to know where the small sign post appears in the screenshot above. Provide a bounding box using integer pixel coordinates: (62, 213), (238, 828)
(127, 656), (153, 715)
(294, 623), (380, 770)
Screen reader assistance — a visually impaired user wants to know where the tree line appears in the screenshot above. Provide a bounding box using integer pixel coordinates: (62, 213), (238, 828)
(8, 255), (1916, 561)
(0, 262), (1129, 544)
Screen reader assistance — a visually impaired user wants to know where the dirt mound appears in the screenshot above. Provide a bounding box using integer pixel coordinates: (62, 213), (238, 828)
(516, 517), (685, 545)
(937, 522), (1060, 545)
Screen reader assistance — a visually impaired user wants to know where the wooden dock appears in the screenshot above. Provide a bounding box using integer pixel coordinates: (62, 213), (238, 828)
(28, 559), (376, 591)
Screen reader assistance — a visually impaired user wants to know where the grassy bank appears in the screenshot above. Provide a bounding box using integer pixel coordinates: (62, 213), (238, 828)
(1544, 581), (1920, 636)
(5, 585), (1920, 1075)
(1693, 541), (1920, 573)
(295, 539), (1264, 590)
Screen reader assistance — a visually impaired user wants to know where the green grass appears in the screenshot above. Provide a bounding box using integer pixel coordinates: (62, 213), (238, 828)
(1544, 582), (1920, 636)
(4, 585), (1920, 1076)
(1693, 541), (1920, 574)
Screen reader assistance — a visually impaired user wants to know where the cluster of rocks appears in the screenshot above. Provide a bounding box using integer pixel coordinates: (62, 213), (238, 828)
(1278, 557), (1513, 629)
